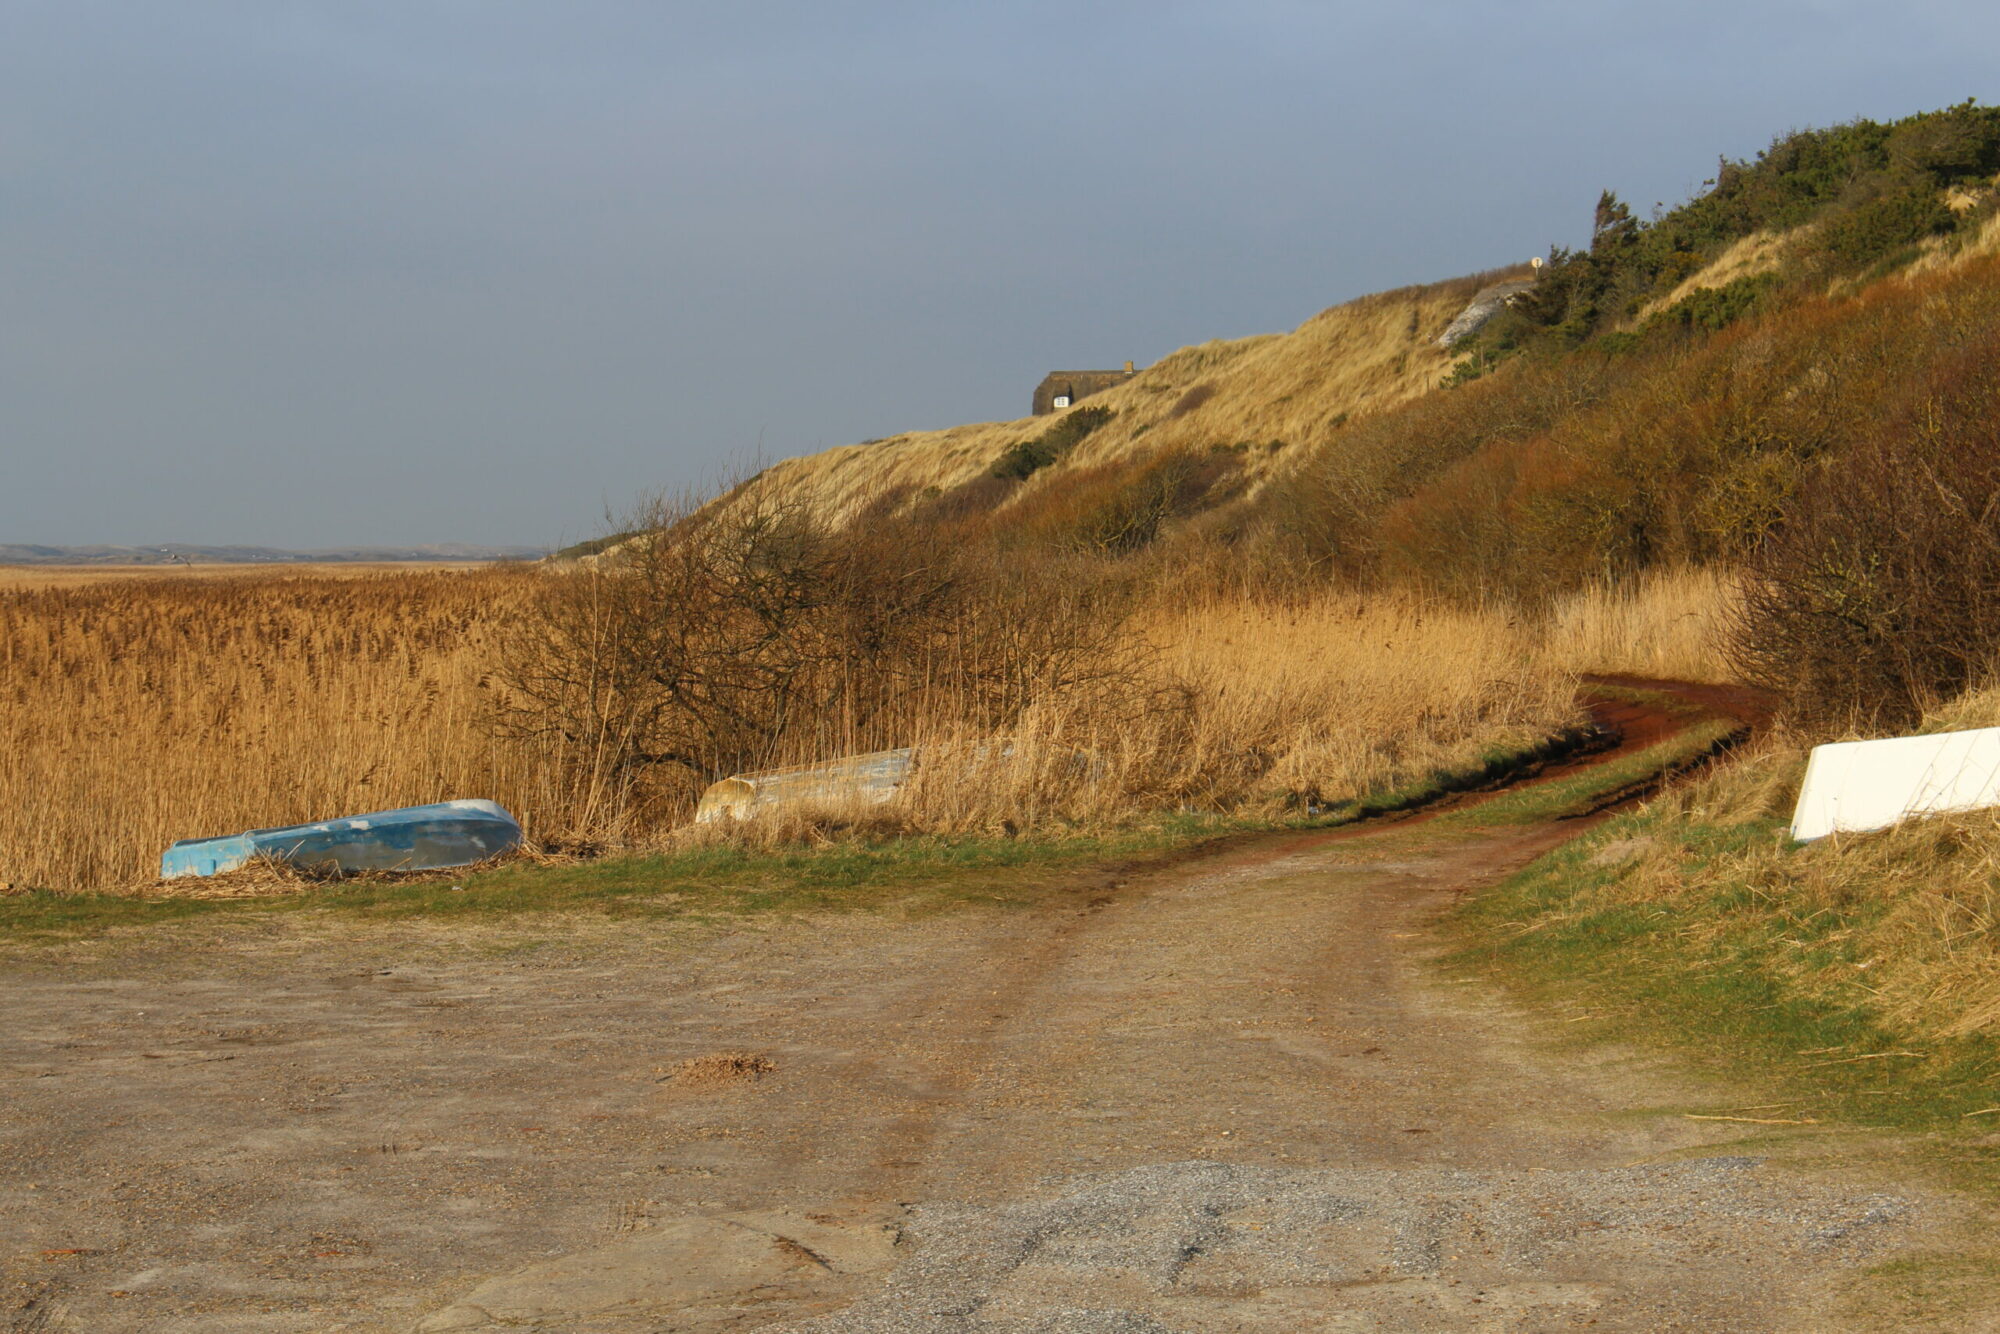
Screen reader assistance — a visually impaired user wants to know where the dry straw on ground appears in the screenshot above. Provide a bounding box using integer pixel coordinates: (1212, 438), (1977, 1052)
(666, 1052), (776, 1085)
(1553, 681), (2000, 1045)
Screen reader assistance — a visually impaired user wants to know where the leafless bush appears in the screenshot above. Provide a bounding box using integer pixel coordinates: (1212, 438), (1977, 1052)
(495, 490), (1147, 824)
(1728, 332), (2000, 729)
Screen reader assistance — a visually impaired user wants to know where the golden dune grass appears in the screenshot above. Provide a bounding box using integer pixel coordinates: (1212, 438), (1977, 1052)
(733, 270), (1519, 527)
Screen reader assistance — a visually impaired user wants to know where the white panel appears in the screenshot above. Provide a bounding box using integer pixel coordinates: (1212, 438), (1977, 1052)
(1791, 726), (2000, 841)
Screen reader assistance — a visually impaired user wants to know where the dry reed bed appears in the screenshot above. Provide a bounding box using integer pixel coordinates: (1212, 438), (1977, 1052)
(0, 566), (1732, 893)
(1543, 568), (1738, 683)
(0, 563), (479, 589)
(1147, 595), (1576, 809)
(0, 568), (582, 892)
(853, 595), (1590, 839)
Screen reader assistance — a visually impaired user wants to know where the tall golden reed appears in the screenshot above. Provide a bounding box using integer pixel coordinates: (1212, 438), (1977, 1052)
(0, 565), (1733, 892)
(1542, 567), (1737, 683)
(0, 567), (594, 892)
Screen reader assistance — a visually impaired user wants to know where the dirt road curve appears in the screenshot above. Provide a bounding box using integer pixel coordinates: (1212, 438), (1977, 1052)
(0, 685), (1959, 1332)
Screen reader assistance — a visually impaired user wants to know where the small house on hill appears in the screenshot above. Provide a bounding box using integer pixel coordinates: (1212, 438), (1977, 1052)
(1033, 362), (1137, 416)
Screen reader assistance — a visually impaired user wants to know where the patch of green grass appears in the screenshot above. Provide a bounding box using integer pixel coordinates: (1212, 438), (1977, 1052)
(1445, 800), (2000, 1141)
(1314, 727), (1604, 825)
(0, 822), (1229, 944)
(320, 825), (1201, 922)
(1582, 681), (1711, 718)
(1436, 719), (1740, 828)
(0, 889), (240, 938)
(1848, 1251), (2000, 1327)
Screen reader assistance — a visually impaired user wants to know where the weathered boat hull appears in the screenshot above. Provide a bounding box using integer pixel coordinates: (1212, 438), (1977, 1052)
(692, 743), (1103, 824)
(1792, 727), (2000, 841)
(160, 799), (522, 879)
(695, 750), (912, 824)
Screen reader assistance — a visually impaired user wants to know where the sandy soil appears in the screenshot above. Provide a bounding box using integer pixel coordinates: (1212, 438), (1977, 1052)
(0, 698), (1981, 1332)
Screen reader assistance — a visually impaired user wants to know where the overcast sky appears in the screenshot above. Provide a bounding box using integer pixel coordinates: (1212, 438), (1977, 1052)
(4, 2), (1996, 548)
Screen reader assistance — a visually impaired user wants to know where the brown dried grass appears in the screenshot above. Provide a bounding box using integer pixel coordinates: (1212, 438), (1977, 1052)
(0, 566), (601, 893)
(0, 562), (483, 589)
(1562, 682), (2000, 1043)
(667, 1052), (775, 1085)
(1543, 568), (1737, 683)
(0, 556), (1727, 893)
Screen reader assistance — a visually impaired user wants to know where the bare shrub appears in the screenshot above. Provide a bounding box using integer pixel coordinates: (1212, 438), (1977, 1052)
(1728, 325), (2000, 728)
(496, 491), (1147, 827)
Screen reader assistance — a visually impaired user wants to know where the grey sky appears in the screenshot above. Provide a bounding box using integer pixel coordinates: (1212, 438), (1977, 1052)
(4, 2), (1996, 548)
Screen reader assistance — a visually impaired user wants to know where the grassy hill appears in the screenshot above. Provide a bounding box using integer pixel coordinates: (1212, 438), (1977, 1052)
(730, 266), (1516, 527)
(698, 103), (2000, 725)
(735, 108), (2000, 506)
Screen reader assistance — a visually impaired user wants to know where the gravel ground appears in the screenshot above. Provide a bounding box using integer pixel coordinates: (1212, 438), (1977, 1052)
(776, 1158), (1910, 1332)
(0, 740), (1984, 1331)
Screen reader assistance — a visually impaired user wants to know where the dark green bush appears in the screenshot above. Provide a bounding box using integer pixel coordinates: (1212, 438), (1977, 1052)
(1822, 185), (1957, 271)
(991, 405), (1116, 480)
(1520, 102), (2000, 347)
(1647, 274), (1779, 334)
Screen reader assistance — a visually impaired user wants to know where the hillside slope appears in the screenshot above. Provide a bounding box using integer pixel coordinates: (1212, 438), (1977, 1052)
(708, 105), (2000, 548)
(734, 267), (1527, 525)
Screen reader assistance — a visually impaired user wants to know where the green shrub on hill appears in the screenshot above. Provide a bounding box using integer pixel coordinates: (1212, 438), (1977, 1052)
(1645, 273), (1779, 335)
(991, 405), (1116, 480)
(1522, 101), (2000, 347)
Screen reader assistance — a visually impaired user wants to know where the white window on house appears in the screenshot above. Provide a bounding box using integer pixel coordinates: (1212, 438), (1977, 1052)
(1052, 394), (1071, 408)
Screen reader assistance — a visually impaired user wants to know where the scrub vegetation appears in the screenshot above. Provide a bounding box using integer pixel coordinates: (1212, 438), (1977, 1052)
(718, 105), (2000, 731)
(1450, 690), (2000, 1131)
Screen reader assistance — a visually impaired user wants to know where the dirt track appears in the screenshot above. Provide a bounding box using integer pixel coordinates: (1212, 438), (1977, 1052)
(0, 686), (1971, 1332)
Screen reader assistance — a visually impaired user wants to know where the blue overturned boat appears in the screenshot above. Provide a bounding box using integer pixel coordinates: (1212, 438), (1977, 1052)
(160, 800), (522, 880)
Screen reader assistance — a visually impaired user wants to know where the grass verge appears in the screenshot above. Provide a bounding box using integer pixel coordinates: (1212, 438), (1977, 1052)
(1444, 787), (2000, 1143)
(1432, 717), (1740, 828)
(0, 824), (1211, 944)
(0, 708), (1656, 944)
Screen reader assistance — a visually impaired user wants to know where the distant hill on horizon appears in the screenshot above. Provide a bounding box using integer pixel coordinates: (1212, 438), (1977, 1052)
(0, 542), (548, 566)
